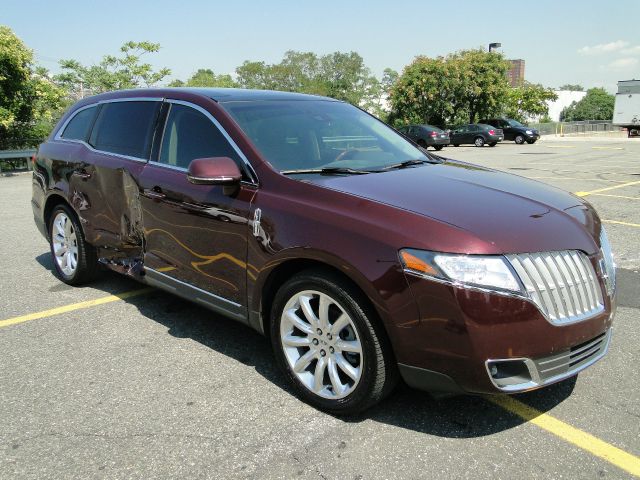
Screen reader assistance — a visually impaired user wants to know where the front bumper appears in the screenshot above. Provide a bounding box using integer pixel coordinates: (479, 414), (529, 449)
(396, 266), (615, 395)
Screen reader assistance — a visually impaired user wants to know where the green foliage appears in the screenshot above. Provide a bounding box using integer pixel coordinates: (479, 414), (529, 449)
(560, 88), (614, 121)
(234, 50), (383, 114)
(389, 49), (511, 127)
(55, 41), (171, 95)
(169, 68), (236, 88)
(503, 82), (557, 122)
(558, 84), (584, 91)
(0, 26), (67, 148)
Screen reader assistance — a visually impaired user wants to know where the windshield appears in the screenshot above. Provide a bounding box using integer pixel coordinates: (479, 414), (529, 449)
(507, 119), (525, 127)
(220, 100), (429, 173)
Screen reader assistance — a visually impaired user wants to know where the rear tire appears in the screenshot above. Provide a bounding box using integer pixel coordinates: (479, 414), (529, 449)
(515, 134), (525, 144)
(48, 204), (99, 285)
(453, 144), (460, 147)
(474, 137), (485, 147)
(434, 145), (444, 151)
(270, 269), (397, 415)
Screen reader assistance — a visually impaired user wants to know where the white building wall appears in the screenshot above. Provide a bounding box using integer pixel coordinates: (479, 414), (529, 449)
(546, 90), (587, 121)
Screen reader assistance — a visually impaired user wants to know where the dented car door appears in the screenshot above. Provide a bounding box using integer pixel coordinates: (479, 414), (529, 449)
(64, 99), (162, 262)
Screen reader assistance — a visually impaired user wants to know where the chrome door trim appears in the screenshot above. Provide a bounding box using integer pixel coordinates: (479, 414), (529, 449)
(144, 267), (246, 322)
(158, 99), (259, 185)
(54, 97), (164, 163)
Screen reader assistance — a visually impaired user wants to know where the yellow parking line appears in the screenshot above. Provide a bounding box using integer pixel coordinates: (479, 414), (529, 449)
(575, 180), (640, 197)
(592, 146), (624, 150)
(488, 396), (640, 477)
(603, 219), (640, 228)
(531, 177), (624, 183)
(0, 288), (154, 329)
(593, 194), (640, 200)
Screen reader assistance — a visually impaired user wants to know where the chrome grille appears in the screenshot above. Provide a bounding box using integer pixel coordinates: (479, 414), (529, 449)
(506, 251), (604, 325)
(533, 330), (610, 382)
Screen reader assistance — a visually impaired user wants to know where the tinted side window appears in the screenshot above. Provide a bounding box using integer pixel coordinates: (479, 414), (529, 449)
(61, 106), (98, 141)
(89, 101), (160, 158)
(158, 104), (241, 170)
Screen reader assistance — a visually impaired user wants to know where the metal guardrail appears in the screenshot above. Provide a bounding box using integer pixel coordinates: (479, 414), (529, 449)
(528, 121), (625, 137)
(0, 149), (36, 172)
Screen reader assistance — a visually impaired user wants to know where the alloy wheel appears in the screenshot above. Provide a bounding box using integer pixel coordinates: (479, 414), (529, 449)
(279, 290), (363, 399)
(52, 212), (79, 276)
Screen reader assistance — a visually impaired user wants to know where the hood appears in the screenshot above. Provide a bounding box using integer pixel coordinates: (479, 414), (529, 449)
(306, 160), (600, 255)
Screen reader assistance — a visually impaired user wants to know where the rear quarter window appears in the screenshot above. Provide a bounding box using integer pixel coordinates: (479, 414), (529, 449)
(60, 106), (98, 141)
(89, 101), (160, 159)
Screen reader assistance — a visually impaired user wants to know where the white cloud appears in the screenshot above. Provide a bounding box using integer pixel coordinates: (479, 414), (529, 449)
(621, 45), (640, 55)
(608, 57), (639, 70)
(579, 40), (629, 55)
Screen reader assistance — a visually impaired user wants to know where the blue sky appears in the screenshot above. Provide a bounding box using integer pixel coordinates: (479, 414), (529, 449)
(3, 0), (638, 91)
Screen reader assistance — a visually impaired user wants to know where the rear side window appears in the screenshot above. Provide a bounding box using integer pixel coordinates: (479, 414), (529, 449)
(89, 101), (160, 159)
(60, 106), (98, 141)
(158, 104), (241, 170)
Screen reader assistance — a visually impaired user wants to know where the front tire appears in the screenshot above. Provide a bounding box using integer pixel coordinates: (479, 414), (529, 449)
(270, 270), (396, 415)
(49, 204), (99, 285)
(489, 142), (497, 147)
(515, 134), (525, 144)
(474, 137), (485, 147)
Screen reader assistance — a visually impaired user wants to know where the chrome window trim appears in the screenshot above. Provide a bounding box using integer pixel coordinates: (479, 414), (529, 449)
(54, 97), (164, 163)
(485, 327), (612, 393)
(153, 99), (259, 185)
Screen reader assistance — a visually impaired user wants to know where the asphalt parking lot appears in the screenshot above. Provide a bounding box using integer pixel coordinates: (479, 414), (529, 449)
(1, 139), (639, 479)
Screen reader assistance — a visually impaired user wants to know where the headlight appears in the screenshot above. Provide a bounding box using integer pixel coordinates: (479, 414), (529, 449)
(525, 130), (533, 135)
(599, 227), (616, 295)
(399, 249), (522, 293)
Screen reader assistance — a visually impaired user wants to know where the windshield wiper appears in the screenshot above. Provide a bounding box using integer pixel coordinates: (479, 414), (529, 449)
(281, 167), (374, 175)
(381, 158), (440, 171)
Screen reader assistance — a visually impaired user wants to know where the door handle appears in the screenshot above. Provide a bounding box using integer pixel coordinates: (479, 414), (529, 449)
(144, 188), (166, 200)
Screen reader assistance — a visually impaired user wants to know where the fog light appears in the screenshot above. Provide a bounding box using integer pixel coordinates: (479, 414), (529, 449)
(486, 359), (535, 390)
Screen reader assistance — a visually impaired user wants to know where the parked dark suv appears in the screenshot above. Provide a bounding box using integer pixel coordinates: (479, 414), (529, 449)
(480, 117), (540, 144)
(450, 123), (504, 147)
(397, 124), (449, 150)
(32, 88), (616, 414)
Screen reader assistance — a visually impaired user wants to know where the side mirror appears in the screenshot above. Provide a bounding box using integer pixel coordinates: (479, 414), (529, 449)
(187, 157), (242, 195)
(187, 157), (242, 185)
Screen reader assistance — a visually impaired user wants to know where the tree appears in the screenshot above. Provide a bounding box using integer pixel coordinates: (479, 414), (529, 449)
(560, 88), (614, 121)
(55, 41), (171, 96)
(503, 82), (557, 122)
(169, 68), (236, 88)
(234, 50), (382, 113)
(558, 84), (584, 91)
(389, 49), (511, 127)
(0, 26), (67, 148)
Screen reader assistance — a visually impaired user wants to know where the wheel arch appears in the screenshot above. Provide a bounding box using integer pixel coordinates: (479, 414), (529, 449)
(43, 192), (74, 240)
(256, 255), (393, 354)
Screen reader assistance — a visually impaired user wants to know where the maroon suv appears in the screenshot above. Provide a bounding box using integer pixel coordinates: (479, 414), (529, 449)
(32, 88), (616, 414)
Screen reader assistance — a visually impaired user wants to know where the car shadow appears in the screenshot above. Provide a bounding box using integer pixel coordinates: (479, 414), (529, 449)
(35, 252), (145, 294)
(124, 281), (577, 439)
(36, 252), (577, 439)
